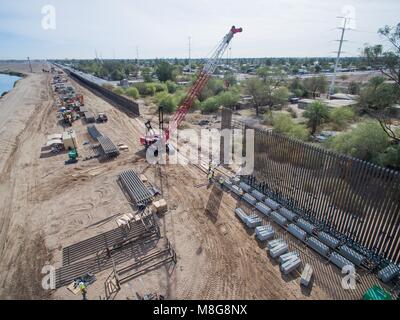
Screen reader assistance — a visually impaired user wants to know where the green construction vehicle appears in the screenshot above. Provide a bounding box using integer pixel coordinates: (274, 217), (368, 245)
(65, 149), (78, 165)
(363, 285), (392, 300)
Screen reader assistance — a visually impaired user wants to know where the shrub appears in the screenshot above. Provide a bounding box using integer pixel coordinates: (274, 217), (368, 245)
(113, 87), (124, 95)
(158, 94), (176, 113)
(125, 87), (139, 99)
(381, 145), (400, 169)
(102, 83), (114, 91)
(329, 107), (355, 130)
(286, 124), (309, 141)
(348, 81), (360, 95)
(154, 83), (168, 93)
(154, 91), (168, 104)
(145, 83), (156, 96)
(216, 91), (240, 109)
(166, 80), (178, 93)
(133, 83), (148, 95)
(325, 120), (390, 163)
(272, 113), (309, 141)
(201, 97), (220, 113)
(287, 106), (297, 118)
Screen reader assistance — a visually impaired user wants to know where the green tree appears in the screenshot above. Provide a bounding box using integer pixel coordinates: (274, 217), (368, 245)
(224, 73), (237, 87)
(326, 120), (390, 164)
(304, 75), (328, 98)
(216, 91), (240, 109)
(244, 78), (268, 116)
(125, 87), (139, 99)
(358, 76), (399, 140)
(303, 101), (330, 134)
(158, 94), (176, 113)
(201, 97), (220, 113)
(364, 23), (400, 87)
(271, 87), (290, 107)
(110, 69), (125, 81)
(363, 23), (400, 141)
(142, 67), (153, 82)
(198, 78), (225, 101)
(329, 107), (355, 130)
(290, 77), (305, 97)
(257, 66), (286, 85)
(156, 61), (175, 82)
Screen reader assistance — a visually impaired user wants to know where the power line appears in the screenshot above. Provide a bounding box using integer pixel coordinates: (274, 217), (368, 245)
(188, 37), (191, 73)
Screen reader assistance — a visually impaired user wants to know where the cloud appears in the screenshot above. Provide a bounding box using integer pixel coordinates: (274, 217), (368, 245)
(0, 0), (399, 59)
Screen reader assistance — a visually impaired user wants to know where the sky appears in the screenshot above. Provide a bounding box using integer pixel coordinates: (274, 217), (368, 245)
(0, 0), (399, 59)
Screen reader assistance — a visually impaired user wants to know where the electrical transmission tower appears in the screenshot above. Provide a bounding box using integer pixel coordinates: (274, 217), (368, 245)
(27, 57), (33, 73)
(328, 16), (353, 97)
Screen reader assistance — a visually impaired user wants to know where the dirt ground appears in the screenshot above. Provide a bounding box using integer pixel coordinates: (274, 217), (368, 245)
(0, 63), (382, 300)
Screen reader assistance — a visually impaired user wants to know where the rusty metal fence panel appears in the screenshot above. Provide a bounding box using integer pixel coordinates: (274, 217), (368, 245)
(66, 69), (140, 116)
(244, 128), (400, 265)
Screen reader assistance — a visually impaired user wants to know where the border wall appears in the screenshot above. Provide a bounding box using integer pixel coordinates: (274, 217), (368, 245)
(245, 128), (400, 264)
(64, 68), (140, 116)
(220, 108), (400, 264)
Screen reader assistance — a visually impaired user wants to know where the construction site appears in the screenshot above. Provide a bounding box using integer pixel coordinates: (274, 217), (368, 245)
(0, 23), (399, 302)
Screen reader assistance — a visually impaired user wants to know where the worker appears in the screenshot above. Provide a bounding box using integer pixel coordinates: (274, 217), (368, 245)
(207, 170), (214, 184)
(219, 176), (225, 186)
(207, 161), (213, 174)
(79, 281), (88, 300)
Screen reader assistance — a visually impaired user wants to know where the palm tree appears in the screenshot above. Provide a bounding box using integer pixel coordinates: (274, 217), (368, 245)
(304, 101), (330, 135)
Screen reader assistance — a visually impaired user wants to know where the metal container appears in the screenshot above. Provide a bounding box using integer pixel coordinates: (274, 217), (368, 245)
(264, 198), (280, 211)
(279, 207), (297, 222)
(270, 211), (288, 227)
(378, 264), (400, 283)
(255, 202), (272, 216)
(239, 182), (252, 193)
(318, 231), (340, 249)
(330, 252), (354, 270)
(288, 224), (307, 241)
(307, 237), (330, 257)
(243, 193), (257, 206)
(339, 246), (366, 266)
(270, 243), (289, 258)
(251, 189), (265, 202)
(281, 257), (301, 275)
(296, 218), (315, 234)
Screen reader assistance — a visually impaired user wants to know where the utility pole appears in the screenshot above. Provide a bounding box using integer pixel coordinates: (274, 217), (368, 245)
(188, 37), (192, 73)
(328, 17), (350, 98)
(136, 46), (139, 65)
(27, 57), (33, 73)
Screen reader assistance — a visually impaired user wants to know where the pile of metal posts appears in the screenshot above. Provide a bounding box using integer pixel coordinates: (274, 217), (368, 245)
(119, 170), (154, 206)
(56, 215), (160, 288)
(98, 136), (119, 158)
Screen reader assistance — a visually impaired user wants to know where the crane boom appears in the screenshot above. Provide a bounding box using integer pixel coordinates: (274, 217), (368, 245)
(165, 26), (243, 141)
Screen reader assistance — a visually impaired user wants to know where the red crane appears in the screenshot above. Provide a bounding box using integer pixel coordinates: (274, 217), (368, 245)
(140, 26), (243, 149)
